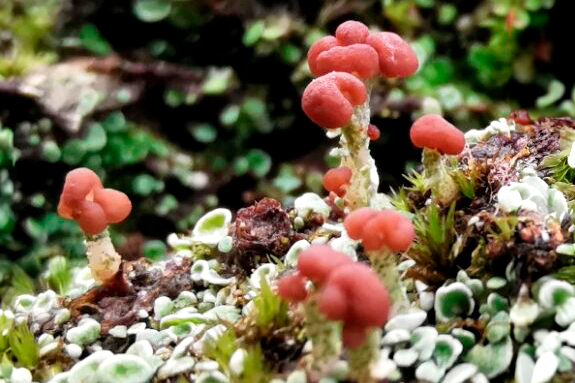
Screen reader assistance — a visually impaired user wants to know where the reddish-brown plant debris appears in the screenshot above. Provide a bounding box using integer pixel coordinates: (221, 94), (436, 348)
(227, 198), (294, 273)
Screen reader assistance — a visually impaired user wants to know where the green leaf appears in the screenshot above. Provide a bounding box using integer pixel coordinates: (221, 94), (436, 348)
(133, 0), (172, 23)
(79, 24), (112, 55)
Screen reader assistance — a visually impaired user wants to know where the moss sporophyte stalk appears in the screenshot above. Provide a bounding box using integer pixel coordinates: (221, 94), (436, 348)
(7, 13), (575, 383)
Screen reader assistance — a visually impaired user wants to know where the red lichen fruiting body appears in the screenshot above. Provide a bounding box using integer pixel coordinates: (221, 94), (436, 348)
(367, 123), (380, 141)
(297, 245), (354, 284)
(318, 283), (348, 321)
(94, 188), (133, 223)
(75, 200), (108, 235)
(323, 166), (352, 197)
(276, 272), (308, 302)
(409, 114), (465, 155)
(315, 44), (380, 79)
(307, 36), (339, 76)
(344, 207), (378, 240)
(342, 322), (368, 348)
(327, 263), (390, 327)
(376, 210), (415, 252)
(58, 167), (103, 218)
(302, 72), (367, 129)
(366, 32), (419, 78)
(335, 21), (369, 46)
(360, 216), (387, 251)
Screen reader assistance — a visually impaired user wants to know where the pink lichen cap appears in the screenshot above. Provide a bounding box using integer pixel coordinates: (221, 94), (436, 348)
(344, 208), (415, 252)
(276, 271), (308, 303)
(323, 166), (352, 197)
(319, 263), (390, 347)
(314, 44), (380, 79)
(297, 244), (354, 284)
(335, 20), (370, 45)
(409, 114), (465, 155)
(58, 167), (132, 235)
(302, 72), (367, 129)
(366, 32), (419, 78)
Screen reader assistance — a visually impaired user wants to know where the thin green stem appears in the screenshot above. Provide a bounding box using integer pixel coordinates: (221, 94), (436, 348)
(303, 298), (341, 372)
(347, 329), (379, 383)
(339, 87), (378, 209)
(367, 249), (410, 314)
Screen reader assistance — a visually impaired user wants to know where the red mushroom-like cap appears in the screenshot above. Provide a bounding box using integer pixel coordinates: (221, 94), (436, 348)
(58, 167), (132, 235)
(307, 36), (339, 76)
(361, 215), (388, 251)
(314, 44), (380, 79)
(335, 20), (369, 45)
(375, 210), (415, 252)
(277, 271), (308, 303)
(326, 263), (390, 327)
(410, 114), (465, 155)
(302, 72), (367, 129)
(317, 283), (348, 321)
(345, 208), (415, 251)
(57, 167), (103, 219)
(297, 245), (354, 284)
(344, 207), (378, 240)
(323, 166), (352, 197)
(93, 188), (132, 223)
(75, 200), (108, 235)
(366, 32), (419, 78)
(362, 210), (415, 252)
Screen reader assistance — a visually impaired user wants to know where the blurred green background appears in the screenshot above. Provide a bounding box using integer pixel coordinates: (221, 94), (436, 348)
(0, 0), (573, 291)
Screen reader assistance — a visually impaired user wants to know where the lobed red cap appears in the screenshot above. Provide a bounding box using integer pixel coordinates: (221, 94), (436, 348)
(325, 263), (390, 328)
(302, 72), (367, 129)
(276, 271), (308, 303)
(297, 245), (354, 284)
(409, 114), (465, 155)
(57, 168), (103, 219)
(366, 32), (419, 78)
(343, 207), (378, 240)
(345, 208), (415, 251)
(315, 44), (380, 79)
(317, 283), (348, 321)
(58, 168), (132, 235)
(94, 188), (132, 224)
(307, 36), (339, 77)
(335, 20), (370, 45)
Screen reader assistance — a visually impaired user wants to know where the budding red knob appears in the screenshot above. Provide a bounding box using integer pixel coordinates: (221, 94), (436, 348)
(307, 36), (339, 77)
(302, 72), (367, 129)
(323, 166), (352, 197)
(277, 271), (308, 303)
(366, 32), (419, 78)
(410, 114), (465, 155)
(367, 123), (381, 141)
(335, 20), (370, 45)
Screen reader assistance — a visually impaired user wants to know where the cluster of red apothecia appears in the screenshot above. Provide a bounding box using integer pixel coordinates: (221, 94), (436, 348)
(58, 168), (132, 235)
(277, 245), (390, 347)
